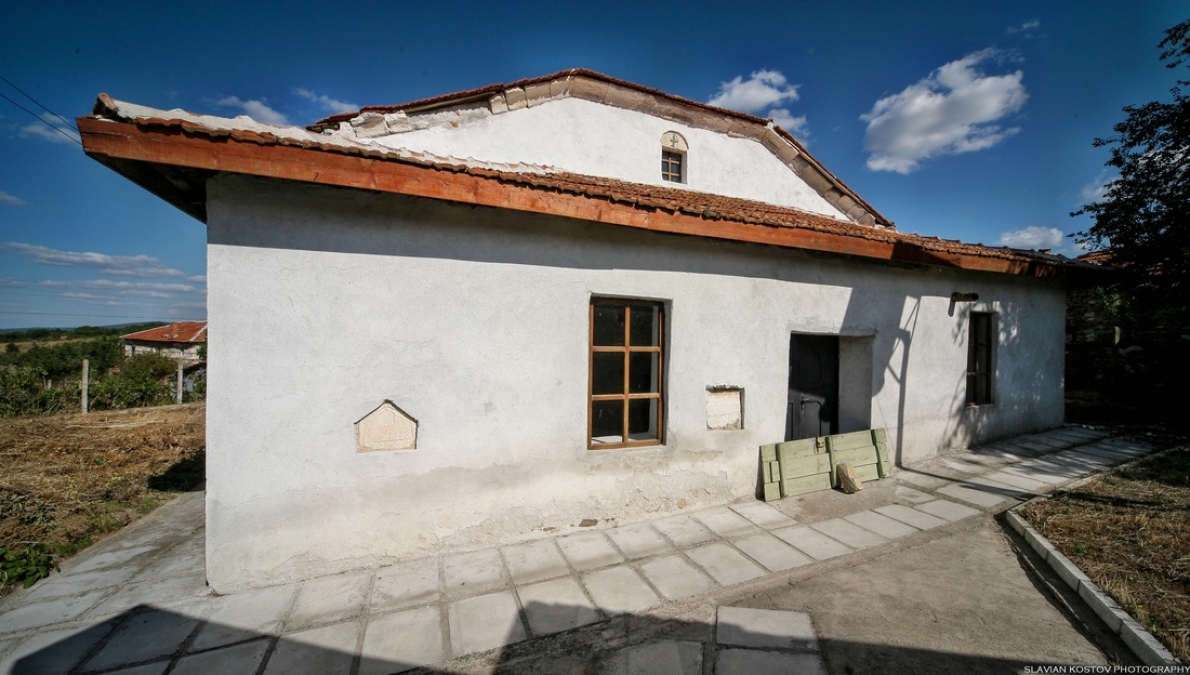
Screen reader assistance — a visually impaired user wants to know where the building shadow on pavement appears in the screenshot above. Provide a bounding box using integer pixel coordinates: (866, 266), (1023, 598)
(10, 598), (1123, 675)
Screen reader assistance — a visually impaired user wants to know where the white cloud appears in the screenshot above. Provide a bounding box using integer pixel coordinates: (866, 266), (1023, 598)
(0, 242), (191, 279)
(1007, 20), (1040, 35)
(709, 70), (800, 113)
(1079, 169), (1113, 203)
(294, 88), (358, 115)
(211, 96), (289, 126)
(0, 190), (26, 206)
(998, 226), (1064, 250)
(768, 108), (809, 137)
(861, 48), (1028, 173)
(42, 279), (199, 294)
(708, 70), (809, 137)
(18, 122), (81, 145)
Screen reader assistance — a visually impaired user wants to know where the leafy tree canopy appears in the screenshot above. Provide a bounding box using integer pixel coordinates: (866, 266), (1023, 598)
(1075, 19), (1190, 327)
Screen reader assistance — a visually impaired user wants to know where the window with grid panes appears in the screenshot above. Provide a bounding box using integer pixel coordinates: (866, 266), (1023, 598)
(589, 300), (664, 448)
(966, 312), (995, 406)
(661, 150), (684, 182)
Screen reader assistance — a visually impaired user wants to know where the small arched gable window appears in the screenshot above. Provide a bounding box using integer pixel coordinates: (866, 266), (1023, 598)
(660, 131), (688, 183)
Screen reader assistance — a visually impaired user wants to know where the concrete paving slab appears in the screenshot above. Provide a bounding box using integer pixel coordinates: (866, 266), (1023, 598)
(939, 458), (985, 475)
(729, 501), (797, 529)
(651, 514), (718, 547)
(370, 558), (439, 613)
(936, 481), (1014, 507)
(1073, 446), (1133, 464)
(1060, 448), (1116, 468)
(982, 470), (1051, 491)
(639, 555), (717, 601)
(893, 485), (936, 504)
(1000, 461), (1081, 484)
(843, 510), (920, 539)
(717, 606), (817, 650)
(810, 518), (889, 549)
(448, 591), (526, 656)
(0, 621), (116, 675)
(1029, 453), (1105, 476)
(129, 545), (205, 583)
(64, 545), (158, 576)
(83, 607), (201, 672)
(581, 567), (661, 615)
(267, 621), (359, 675)
(606, 523), (673, 559)
(893, 470), (953, 490)
(770, 526), (852, 560)
(557, 531), (624, 571)
(190, 584), (295, 651)
(20, 565), (141, 603)
(692, 507), (760, 538)
(285, 570), (372, 630)
(715, 649), (826, 675)
(685, 543), (766, 586)
(359, 606), (444, 675)
(913, 499), (980, 523)
(518, 577), (601, 636)
(82, 570), (209, 619)
(104, 662), (170, 675)
(443, 548), (507, 597)
(732, 532), (813, 572)
(0, 588), (108, 634)
(502, 539), (570, 585)
(873, 504), (949, 530)
(599, 640), (702, 675)
(170, 638), (270, 675)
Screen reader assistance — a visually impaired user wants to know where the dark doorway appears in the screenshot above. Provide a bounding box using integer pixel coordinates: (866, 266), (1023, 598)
(786, 334), (839, 440)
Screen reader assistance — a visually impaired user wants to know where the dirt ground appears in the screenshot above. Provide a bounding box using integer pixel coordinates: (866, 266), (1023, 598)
(1021, 446), (1190, 663)
(0, 403), (204, 592)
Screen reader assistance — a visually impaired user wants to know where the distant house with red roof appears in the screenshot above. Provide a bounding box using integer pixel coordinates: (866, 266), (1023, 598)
(82, 69), (1100, 592)
(121, 320), (207, 364)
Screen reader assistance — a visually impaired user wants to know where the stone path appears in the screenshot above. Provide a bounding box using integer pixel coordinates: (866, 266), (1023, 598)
(0, 426), (1162, 674)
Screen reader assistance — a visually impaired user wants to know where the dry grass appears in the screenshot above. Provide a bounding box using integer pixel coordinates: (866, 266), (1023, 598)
(1021, 446), (1190, 662)
(0, 403), (204, 592)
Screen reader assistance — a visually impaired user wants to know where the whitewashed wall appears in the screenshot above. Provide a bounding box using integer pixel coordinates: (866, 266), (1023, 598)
(205, 175), (1065, 591)
(363, 97), (846, 218)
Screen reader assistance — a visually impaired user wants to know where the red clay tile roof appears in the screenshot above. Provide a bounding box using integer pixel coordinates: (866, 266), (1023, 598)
(304, 69), (891, 228)
(122, 321), (207, 344)
(78, 94), (1102, 281)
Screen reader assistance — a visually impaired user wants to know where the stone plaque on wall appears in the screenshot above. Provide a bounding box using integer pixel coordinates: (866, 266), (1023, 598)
(706, 386), (743, 430)
(356, 400), (418, 452)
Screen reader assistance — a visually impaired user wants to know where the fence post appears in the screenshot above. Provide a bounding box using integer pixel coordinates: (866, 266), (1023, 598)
(81, 358), (89, 414)
(176, 359), (184, 404)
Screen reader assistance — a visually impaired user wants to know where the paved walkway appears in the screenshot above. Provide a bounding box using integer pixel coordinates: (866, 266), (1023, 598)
(0, 425), (1163, 674)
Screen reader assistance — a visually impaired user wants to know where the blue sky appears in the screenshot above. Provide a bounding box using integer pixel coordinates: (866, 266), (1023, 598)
(0, 1), (1186, 329)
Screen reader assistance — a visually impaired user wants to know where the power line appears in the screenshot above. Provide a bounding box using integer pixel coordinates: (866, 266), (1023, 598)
(0, 75), (77, 131)
(0, 75), (83, 146)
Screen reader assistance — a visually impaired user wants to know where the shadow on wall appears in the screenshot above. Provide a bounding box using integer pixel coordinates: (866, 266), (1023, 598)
(14, 600), (1093, 675)
(839, 278), (1061, 468)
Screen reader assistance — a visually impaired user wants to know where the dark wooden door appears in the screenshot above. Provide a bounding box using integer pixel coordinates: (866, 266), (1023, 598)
(786, 334), (839, 441)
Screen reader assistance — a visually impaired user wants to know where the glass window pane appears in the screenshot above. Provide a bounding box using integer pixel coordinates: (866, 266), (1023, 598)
(592, 352), (625, 395)
(591, 400), (624, 443)
(593, 305), (625, 346)
(629, 305), (660, 346)
(628, 352), (658, 393)
(628, 398), (658, 440)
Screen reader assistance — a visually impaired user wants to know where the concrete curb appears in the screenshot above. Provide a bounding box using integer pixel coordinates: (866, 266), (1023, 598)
(1005, 508), (1180, 666)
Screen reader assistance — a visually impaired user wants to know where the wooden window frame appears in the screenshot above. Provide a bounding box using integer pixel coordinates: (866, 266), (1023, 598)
(966, 312), (995, 406)
(588, 300), (665, 449)
(661, 150), (684, 183)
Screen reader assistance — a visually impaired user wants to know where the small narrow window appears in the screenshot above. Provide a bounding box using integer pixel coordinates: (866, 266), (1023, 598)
(660, 131), (688, 183)
(589, 300), (665, 448)
(966, 312), (995, 406)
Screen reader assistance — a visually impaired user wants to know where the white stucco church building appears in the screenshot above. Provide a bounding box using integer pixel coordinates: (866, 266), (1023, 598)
(80, 69), (1090, 592)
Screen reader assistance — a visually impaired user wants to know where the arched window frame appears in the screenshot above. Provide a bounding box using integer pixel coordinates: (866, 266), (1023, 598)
(660, 131), (688, 183)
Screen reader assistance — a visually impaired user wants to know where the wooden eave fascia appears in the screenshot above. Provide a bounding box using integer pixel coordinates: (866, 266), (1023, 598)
(78, 116), (1075, 279)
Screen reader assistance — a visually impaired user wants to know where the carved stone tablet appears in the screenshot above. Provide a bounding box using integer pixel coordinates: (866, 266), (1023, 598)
(356, 401), (418, 452)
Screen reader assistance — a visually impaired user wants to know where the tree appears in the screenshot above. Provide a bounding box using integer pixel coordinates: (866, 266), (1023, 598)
(1074, 19), (1190, 329)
